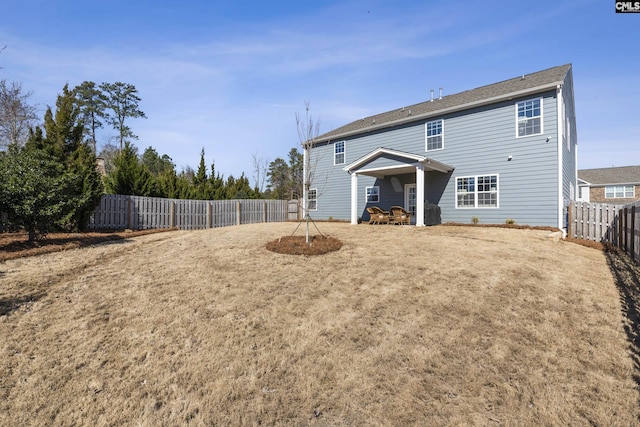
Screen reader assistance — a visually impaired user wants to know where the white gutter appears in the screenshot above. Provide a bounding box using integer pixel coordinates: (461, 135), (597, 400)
(556, 84), (564, 234)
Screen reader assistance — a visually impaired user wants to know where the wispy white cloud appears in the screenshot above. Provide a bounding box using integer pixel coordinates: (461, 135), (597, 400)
(2, 0), (636, 177)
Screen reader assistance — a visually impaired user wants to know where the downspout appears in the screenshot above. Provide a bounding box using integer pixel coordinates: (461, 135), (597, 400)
(556, 84), (565, 235)
(302, 142), (308, 220)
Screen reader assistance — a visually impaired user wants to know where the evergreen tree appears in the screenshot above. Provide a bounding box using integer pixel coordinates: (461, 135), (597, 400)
(100, 82), (146, 151)
(73, 81), (106, 153)
(25, 84), (103, 231)
(64, 142), (104, 231)
(288, 147), (303, 199)
(0, 146), (75, 240)
(104, 141), (157, 196)
(191, 148), (210, 200)
(43, 84), (84, 159)
(224, 173), (257, 199)
(209, 161), (225, 200)
(266, 157), (290, 199)
(140, 146), (174, 176)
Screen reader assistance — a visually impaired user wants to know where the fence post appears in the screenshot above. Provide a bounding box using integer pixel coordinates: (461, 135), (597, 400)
(207, 203), (212, 229)
(236, 201), (241, 226)
(263, 201), (267, 223)
(127, 197), (132, 230)
(170, 201), (176, 228)
(618, 208), (623, 249)
(624, 207), (629, 253)
(631, 205), (636, 261)
(568, 203), (574, 238)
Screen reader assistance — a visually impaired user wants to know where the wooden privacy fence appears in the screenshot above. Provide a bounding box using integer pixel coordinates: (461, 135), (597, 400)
(613, 201), (640, 263)
(569, 202), (623, 242)
(569, 201), (640, 263)
(88, 195), (291, 231)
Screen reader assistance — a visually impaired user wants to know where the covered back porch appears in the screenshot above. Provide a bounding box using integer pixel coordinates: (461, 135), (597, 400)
(343, 148), (454, 226)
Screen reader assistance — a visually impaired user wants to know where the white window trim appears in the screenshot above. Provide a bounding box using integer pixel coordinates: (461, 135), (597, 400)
(455, 174), (500, 209)
(605, 185), (635, 199)
(515, 97), (543, 138)
(425, 119), (444, 152)
(334, 141), (346, 165)
(308, 188), (318, 211)
(365, 186), (380, 204)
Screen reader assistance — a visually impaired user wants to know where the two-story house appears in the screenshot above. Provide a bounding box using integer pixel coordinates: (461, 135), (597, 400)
(303, 64), (578, 231)
(577, 166), (640, 204)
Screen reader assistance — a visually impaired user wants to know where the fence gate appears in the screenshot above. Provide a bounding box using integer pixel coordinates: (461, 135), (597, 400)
(569, 201), (640, 264)
(288, 199), (301, 221)
(569, 202), (622, 242)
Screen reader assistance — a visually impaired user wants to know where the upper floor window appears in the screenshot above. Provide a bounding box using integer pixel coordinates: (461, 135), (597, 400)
(456, 174), (499, 208)
(334, 141), (345, 165)
(605, 185), (635, 199)
(426, 120), (443, 151)
(516, 98), (542, 137)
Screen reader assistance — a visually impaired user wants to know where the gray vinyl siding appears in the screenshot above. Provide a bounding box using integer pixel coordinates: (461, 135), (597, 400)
(310, 89), (568, 227)
(428, 92), (558, 226)
(307, 141), (351, 219)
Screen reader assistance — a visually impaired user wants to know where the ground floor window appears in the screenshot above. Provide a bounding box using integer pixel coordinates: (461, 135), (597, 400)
(456, 174), (498, 208)
(308, 188), (317, 210)
(366, 186), (379, 203)
(605, 185), (634, 199)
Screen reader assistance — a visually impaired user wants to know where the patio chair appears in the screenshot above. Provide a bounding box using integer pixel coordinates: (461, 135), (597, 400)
(390, 206), (411, 225)
(367, 206), (390, 225)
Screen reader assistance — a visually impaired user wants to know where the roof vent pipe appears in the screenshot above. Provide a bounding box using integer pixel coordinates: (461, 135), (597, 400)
(439, 87), (443, 100)
(430, 89), (434, 102)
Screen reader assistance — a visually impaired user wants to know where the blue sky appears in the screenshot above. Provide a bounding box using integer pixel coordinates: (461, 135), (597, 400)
(0, 0), (638, 184)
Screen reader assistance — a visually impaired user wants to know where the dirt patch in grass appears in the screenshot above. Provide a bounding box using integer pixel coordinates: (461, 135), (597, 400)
(1, 223), (639, 425)
(0, 228), (178, 262)
(266, 235), (342, 255)
(564, 236), (605, 251)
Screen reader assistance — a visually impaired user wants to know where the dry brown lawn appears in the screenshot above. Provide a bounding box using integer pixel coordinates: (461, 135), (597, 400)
(1, 223), (639, 426)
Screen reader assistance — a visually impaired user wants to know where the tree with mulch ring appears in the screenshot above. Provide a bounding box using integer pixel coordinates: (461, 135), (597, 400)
(266, 235), (342, 255)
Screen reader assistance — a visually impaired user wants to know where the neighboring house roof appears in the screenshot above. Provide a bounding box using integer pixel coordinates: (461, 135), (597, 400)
(578, 166), (640, 186)
(315, 63), (572, 144)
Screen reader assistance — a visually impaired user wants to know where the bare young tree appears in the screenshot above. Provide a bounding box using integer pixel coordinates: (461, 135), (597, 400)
(295, 101), (322, 243)
(0, 80), (39, 150)
(251, 152), (270, 193)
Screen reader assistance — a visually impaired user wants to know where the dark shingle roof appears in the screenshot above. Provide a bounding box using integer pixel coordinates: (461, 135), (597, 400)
(316, 64), (572, 143)
(578, 166), (640, 186)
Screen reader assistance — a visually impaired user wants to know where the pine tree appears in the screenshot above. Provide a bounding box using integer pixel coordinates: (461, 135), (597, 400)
(73, 81), (106, 153)
(100, 82), (146, 151)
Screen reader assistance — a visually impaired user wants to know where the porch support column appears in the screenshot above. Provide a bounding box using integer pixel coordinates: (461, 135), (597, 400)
(416, 164), (425, 226)
(350, 172), (359, 225)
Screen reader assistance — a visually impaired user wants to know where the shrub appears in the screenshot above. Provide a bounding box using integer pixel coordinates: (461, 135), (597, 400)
(471, 216), (480, 224)
(505, 218), (516, 225)
(0, 147), (76, 240)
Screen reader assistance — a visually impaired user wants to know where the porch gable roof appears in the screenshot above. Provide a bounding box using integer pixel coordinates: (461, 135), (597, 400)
(343, 147), (454, 178)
